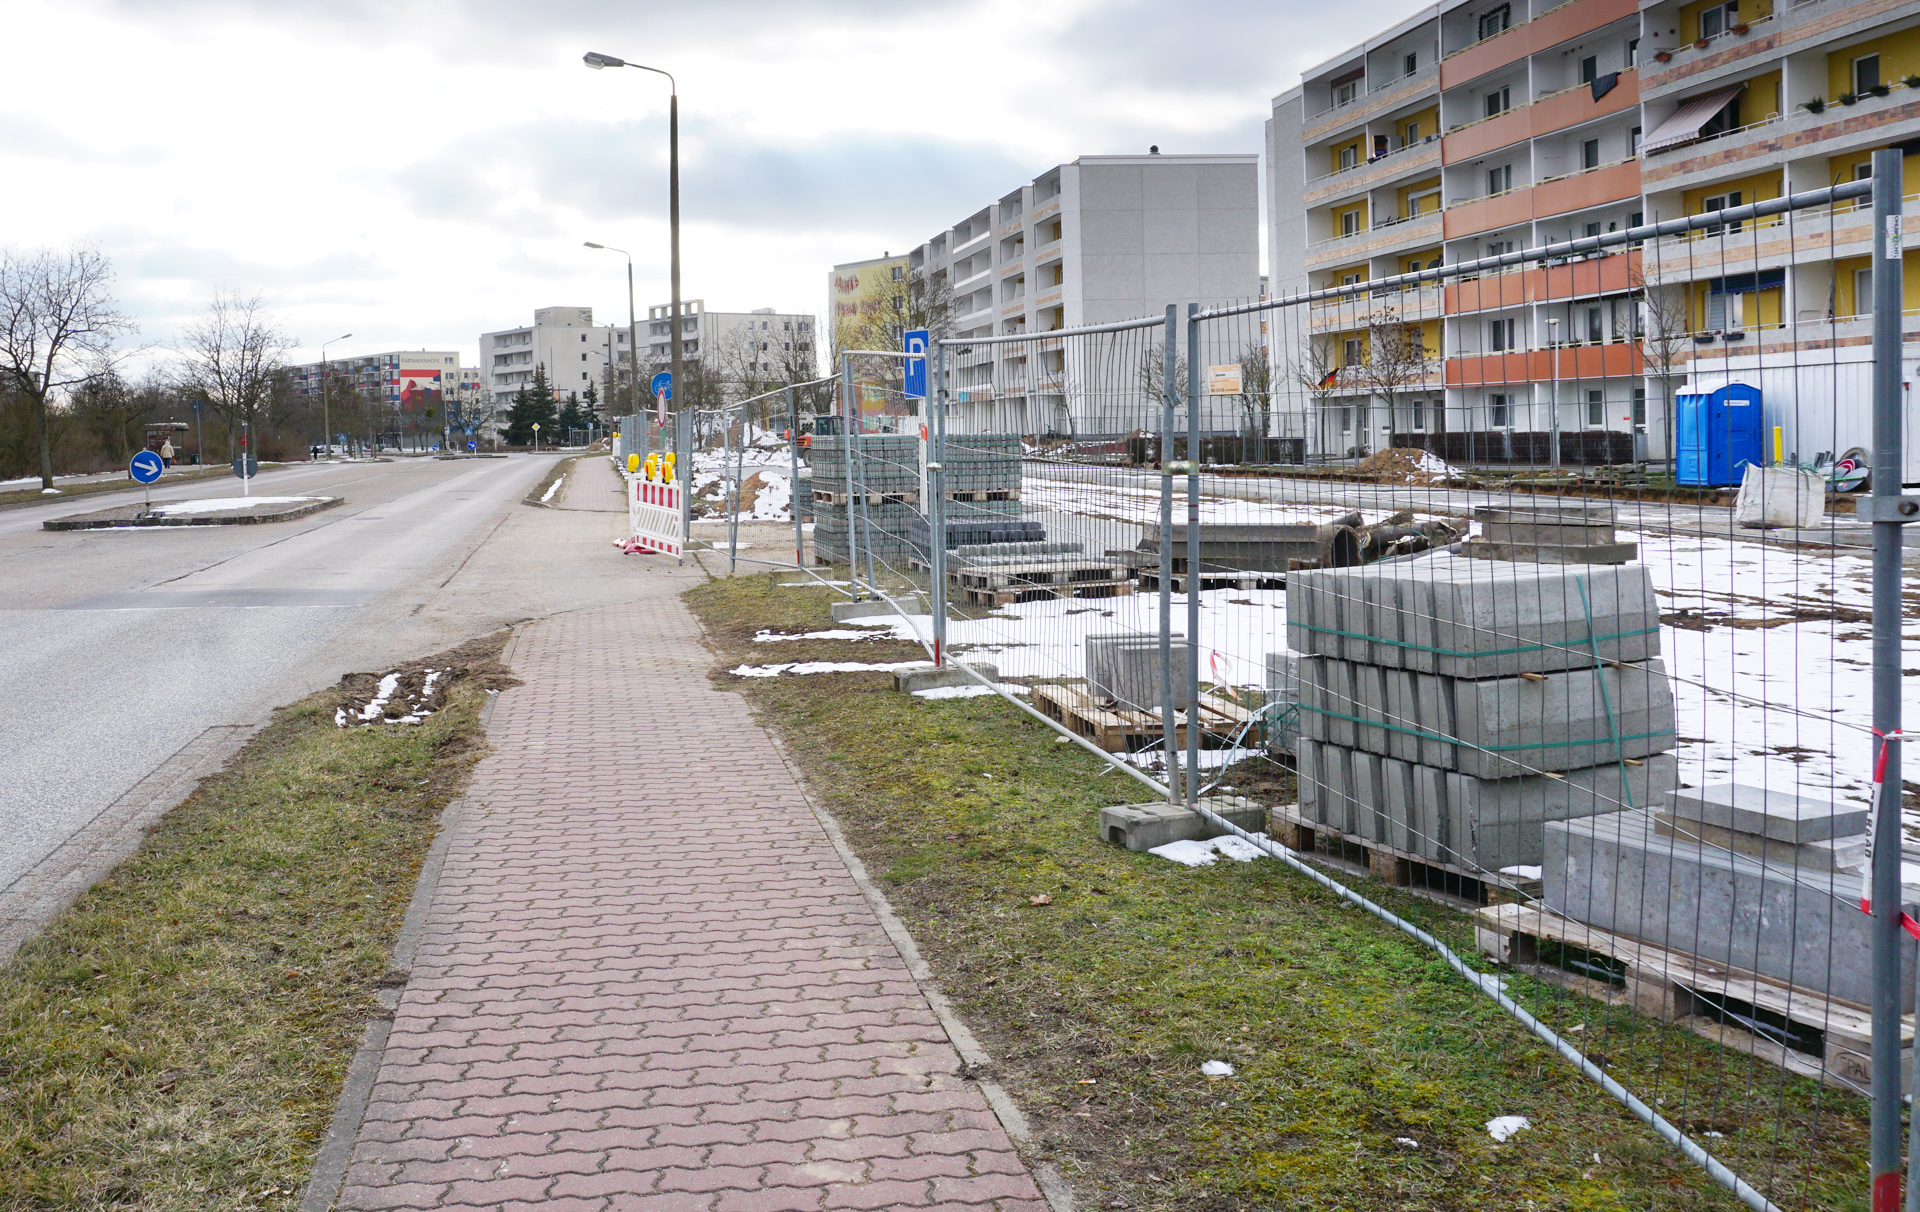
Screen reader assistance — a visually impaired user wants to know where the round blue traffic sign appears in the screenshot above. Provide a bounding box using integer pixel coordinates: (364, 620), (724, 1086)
(650, 370), (673, 401)
(129, 450), (164, 484)
(467, 440), (476, 452)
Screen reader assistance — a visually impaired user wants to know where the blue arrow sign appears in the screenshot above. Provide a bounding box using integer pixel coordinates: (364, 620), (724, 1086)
(650, 370), (673, 401)
(129, 450), (164, 484)
(903, 329), (928, 399)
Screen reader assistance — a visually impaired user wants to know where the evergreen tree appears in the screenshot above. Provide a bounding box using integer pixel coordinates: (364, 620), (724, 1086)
(503, 366), (559, 445)
(557, 391), (585, 434)
(581, 380), (599, 426)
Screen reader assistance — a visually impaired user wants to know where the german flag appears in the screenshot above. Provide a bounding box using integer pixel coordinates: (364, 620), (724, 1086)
(1317, 367), (1339, 388)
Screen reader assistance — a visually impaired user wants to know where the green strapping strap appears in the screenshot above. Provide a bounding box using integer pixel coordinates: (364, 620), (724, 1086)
(1296, 702), (1668, 753)
(1575, 575), (1636, 810)
(1292, 621), (1658, 659)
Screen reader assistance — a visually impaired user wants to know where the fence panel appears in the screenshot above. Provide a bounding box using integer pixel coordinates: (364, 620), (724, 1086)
(869, 176), (1909, 1210)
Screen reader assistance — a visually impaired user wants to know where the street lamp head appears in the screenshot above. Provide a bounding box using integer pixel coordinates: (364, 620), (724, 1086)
(583, 51), (625, 69)
(584, 242), (604, 249)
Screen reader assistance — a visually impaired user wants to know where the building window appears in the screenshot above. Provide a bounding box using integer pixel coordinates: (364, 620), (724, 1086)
(1586, 306), (1604, 342)
(1487, 164), (1512, 195)
(1633, 388), (1647, 425)
(1490, 393), (1511, 427)
(1856, 266), (1875, 316)
(1411, 400), (1427, 430)
(1628, 38), (1639, 65)
(1339, 144), (1358, 170)
(1698, 1), (1737, 40)
(1587, 389), (1605, 426)
(1404, 52), (1418, 76)
(1339, 406), (1353, 433)
(1489, 317), (1516, 351)
(1631, 126), (1642, 156)
(1582, 138), (1600, 169)
(1341, 209), (1361, 236)
(1478, 4), (1510, 40)
(1335, 79), (1359, 105)
(1854, 54), (1881, 95)
(1484, 85), (1511, 118)
(890, 265), (904, 281)
(1701, 190), (1743, 235)
(1343, 337), (1363, 365)
(1580, 56), (1598, 84)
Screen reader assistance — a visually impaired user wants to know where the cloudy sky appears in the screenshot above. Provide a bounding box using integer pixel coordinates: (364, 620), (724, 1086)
(6, 0), (1417, 371)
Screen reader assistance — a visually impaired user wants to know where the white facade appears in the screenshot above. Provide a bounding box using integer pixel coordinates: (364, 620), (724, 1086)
(642, 300), (816, 381)
(479, 306), (633, 408)
(906, 152), (1262, 436)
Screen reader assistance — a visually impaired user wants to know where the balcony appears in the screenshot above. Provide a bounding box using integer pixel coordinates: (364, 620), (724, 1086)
(1305, 141), (1442, 205)
(1443, 158), (1642, 239)
(1639, 0), (1897, 96)
(1443, 70), (1640, 162)
(1310, 285), (1445, 330)
(1303, 63), (1441, 143)
(1444, 250), (1640, 313)
(1441, 0), (1638, 89)
(1643, 91), (1920, 189)
(1306, 212), (1445, 267)
(1444, 341), (1645, 386)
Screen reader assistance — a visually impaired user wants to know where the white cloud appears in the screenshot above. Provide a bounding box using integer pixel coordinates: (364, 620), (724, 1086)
(6, 0), (1418, 371)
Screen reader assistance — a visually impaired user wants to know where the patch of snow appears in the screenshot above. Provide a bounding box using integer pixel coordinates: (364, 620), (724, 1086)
(355, 673), (400, 722)
(1200, 1060), (1235, 1077)
(912, 683), (1032, 699)
(1485, 1116), (1531, 1143)
(1148, 833), (1270, 867)
(540, 475), (564, 503)
(1499, 865), (1543, 880)
(1395, 1137), (1420, 1149)
(149, 495), (318, 515)
(729, 660), (934, 678)
(753, 629), (887, 642)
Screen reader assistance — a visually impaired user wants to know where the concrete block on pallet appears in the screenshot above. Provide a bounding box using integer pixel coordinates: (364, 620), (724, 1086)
(1101, 796), (1269, 851)
(833, 596), (927, 623)
(1414, 673), (1455, 768)
(1297, 740), (1322, 822)
(1450, 660), (1676, 778)
(1412, 762), (1449, 863)
(1446, 751), (1677, 870)
(1662, 782), (1868, 845)
(1350, 748), (1384, 842)
(1263, 652), (1302, 754)
(1545, 807), (1919, 1011)
(894, 663), (998, 693)
(1380, 757), (1416, 851)
(1086, 633), (1190, 713)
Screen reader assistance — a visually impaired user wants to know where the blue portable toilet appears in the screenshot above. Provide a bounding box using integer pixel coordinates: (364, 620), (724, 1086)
(1675, 382), (1765, 486)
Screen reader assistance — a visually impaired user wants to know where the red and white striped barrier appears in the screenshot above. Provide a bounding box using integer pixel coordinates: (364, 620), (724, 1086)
(620, 475), (684, 556)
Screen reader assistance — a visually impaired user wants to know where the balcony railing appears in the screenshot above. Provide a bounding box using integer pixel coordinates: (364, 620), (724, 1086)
(1306, 62), (1439, 122)
(1306, 136), (1442, 188)
(1308, 211), (1444, 251)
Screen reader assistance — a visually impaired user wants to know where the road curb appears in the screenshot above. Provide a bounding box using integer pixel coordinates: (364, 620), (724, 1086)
(43, 495), (344, 530)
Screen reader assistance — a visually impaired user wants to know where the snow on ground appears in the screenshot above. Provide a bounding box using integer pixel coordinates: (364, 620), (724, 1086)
(1150, 835), (1270, 867)
(149, 496), (320, 514)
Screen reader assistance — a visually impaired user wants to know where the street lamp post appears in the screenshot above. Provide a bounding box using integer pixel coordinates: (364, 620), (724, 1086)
(583, 51), (680, 420)
(320, 333), (351, 461)
(584, 243), (640, 416)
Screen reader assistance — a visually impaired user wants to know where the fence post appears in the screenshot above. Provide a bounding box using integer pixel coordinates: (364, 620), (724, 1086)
(675, 407), (691, 567)
(728, 405), (744, 576)
(787, 386), (802, 568)
(1186, 304), (1203, 806)
(1158, 305), (1180, 805)
(841, 352), (859, 598)
(1869, 145), (1910, 1212)
(931, 344), (949, 668)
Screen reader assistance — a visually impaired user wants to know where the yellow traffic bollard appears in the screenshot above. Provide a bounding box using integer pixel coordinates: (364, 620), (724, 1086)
(627, 452), (640, 475)
(643, 453), (660, 482)
(662, 453), (677, 482)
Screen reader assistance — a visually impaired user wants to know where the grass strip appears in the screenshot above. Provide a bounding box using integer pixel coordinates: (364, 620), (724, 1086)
(525, 454), (581, 508)
(687, 571), (1868, 1212)
(0, 633), (513, 1212)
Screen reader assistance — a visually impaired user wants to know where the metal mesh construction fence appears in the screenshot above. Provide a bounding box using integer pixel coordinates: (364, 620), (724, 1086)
(798, 162), (1919, 1210)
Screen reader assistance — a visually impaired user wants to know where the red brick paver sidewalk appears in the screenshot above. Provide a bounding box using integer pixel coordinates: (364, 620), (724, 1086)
(334, 580), (1049, 1212)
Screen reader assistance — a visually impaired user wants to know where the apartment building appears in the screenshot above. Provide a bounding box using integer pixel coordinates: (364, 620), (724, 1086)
(285, 349), (465, 437)
(641, 300), (816, 383)
(903, 153), (1261, 435)
(1267, 0), (1920, 465)
(479, 306), (633, 408)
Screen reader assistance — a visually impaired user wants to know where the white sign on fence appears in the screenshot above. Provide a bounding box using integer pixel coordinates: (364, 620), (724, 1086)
(621, 475), (685, 556)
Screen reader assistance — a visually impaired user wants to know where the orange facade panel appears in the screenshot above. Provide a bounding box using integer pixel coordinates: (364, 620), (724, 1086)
(1443, 71), (1640, 163)
(1440, 0), (1639, 89)
(1443, 160), (1641, 240)
(1443, 251), (1641, 312)
(1443, 342), (1645, 387)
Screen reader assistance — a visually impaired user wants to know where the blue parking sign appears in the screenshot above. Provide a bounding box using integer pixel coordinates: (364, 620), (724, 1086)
(903, 329), (928, 399)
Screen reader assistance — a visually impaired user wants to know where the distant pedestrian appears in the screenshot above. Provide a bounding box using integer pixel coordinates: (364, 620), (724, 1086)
(159, 439), (175, 469)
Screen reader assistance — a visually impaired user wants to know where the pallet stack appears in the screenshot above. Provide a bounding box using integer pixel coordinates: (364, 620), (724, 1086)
(1285, 552), (1679, 874)
(808, 435), (919, 567)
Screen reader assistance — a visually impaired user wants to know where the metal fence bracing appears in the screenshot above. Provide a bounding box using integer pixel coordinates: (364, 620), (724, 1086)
(691, 168), (1912, 1209)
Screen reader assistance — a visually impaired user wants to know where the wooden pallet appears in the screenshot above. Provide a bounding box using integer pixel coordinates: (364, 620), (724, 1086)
(1269, 806), (1510, 908)
(1032, 683), (1255, 753)
(812, 488), (915, 507)
(958, 580), (1135, 607)
(1136, 570), (1288, 593)
(945, 488), (1020, 502)
(1475, 901), (1910, 1093)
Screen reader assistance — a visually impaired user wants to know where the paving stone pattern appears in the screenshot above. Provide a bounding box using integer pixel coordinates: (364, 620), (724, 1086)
(335, 575), (1046, 1212)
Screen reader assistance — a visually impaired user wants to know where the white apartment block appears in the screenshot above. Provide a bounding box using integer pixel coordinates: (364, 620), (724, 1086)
(906, 153), (1262, 436)
(1267, 0), (1920, 469)
(479, 306), (633, 408)
(641, 300), (817, 381)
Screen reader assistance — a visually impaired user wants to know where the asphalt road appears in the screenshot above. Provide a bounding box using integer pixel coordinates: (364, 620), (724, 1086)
(0, 454), (647, 895)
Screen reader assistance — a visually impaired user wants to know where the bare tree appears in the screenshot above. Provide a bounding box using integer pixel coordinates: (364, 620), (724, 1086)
(1234, 341), (1274, 443)
(0, 244), (138, 488)
(174, 293), (296, 458)
(1630, 259), (1688, 467)
(1354, 307), (1436, 450)
(1286, 334), (1344, 459)
(72, 367), (161, 462)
